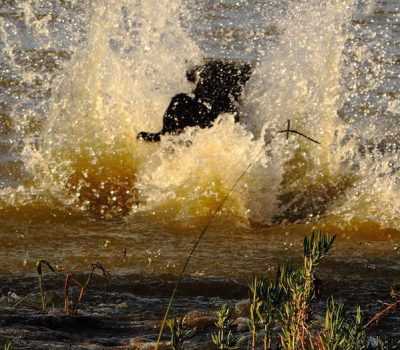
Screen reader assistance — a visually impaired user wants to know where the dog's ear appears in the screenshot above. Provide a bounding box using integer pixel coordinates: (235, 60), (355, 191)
(186, 65), (202, 84)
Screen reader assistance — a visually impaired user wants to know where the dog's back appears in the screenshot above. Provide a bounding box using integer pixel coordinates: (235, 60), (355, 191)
(137, 60), (252, 142)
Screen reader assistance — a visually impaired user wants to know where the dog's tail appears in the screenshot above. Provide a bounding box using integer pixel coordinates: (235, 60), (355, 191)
(137, 132), (161, 142)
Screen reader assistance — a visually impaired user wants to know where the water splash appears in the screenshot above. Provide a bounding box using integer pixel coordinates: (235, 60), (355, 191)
(0, 0), (399, 230)
(19, 0), (203, 218)
(135, 115), (284, 226)
(241, 0), (357, 222)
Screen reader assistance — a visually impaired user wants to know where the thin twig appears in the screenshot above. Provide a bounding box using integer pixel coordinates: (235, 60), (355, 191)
(71, 263), (110, 314)
(155, 120), (321, 349)
(278, 119), (320, 145)
(64, 274), (71, 315)
(155, 145), (267, 349)
(278, 129), (320, 145)
(286, 119), (291, 139)
(12, 290), (37, 309)
(364, 299), (400, 329)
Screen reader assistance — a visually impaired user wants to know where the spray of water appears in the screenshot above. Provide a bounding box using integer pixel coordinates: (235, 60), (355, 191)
(0, 0), (399, 229)
(18, 0), (203, 218)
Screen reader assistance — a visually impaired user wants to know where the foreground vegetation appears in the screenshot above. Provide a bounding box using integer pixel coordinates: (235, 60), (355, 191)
(3, 231), (400, 350)
(166, 232), (400, 350)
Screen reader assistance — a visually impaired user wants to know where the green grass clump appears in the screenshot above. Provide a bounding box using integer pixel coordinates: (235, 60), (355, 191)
(320, 298), (365, 350)
(161, 231), (400, 349)
(3, 338), (12, 350)
(211, 304), (243, 349)
(247, 273), (285, 349)
(244, 231), (336, 349)
(227, 231), (398, 349)
(167, 316), (196, 350)
(279, 232), (336, 349)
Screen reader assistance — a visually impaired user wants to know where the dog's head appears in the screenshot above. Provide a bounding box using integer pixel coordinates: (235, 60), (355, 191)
(189, 61), (252, 102)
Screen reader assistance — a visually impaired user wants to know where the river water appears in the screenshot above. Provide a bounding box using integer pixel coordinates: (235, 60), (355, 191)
(0, 0), (400, 348)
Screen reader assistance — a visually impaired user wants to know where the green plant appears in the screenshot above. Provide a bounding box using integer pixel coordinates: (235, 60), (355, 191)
(318, 298), (367, 350)
(161, 231), (400, 349)
(3, 338), (12, 350)
(303, 231), (336, 300)
(247, 274), (267, 349)
(319, 298), (348, 349)
(259, 277), (286, 349)
(167, 316), (196, 350)
(375, 337), (400, 350)
(211, 304), (242, 350)
(278, 231), (335, 350)
(247, 272), (286, 350)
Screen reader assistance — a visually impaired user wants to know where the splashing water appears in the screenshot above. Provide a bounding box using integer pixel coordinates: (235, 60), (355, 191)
(242, 0), (359, 223)
(0, 0), (399, 229)
(13, 0), (203, 219)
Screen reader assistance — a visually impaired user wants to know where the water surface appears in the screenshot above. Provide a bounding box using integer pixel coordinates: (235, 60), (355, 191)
(0, 0), (400, 348)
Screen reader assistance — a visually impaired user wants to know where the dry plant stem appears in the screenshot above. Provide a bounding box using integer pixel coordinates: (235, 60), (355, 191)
(278, 129), (320, 145)
(298, 303), (311, 349)
(365, 299), (400, 329)
(250, 284), (257, 350)
(64, 274), (71, 315)
(316, 334), (326, 350)
(300, 324), (311, 350)
(39, 276), (45, 311)
(264, 323), (271, 350)
(75, 268), (95, 313)
(65, 276), (84, 315)
(37, 259), (59, 312)
(155, 146), (267, 350)
(12, 290), (37, 309)
(70, 263), (110, 314)
(36, 260), (110, 315)
(251, 319), (256, 349)
(155, 132), (322, 349)
(12, 260), (109, 316)
(278, 119), (320, 144)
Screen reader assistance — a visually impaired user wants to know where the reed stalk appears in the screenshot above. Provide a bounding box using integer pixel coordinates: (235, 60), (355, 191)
(155, 146), (267, 349)
(154, 119), (321, 349)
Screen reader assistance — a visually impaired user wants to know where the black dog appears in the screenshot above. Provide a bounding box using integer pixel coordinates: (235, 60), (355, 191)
(137, 60), (252, 142)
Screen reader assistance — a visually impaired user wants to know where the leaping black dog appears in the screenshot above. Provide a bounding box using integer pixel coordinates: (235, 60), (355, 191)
(137, 60), (252, 142)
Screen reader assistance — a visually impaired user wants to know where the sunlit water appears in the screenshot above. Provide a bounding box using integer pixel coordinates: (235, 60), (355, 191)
(0, 0), (400, 347)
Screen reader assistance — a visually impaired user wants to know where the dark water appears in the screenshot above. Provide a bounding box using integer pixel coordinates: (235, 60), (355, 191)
(0, 0), (400, 348)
